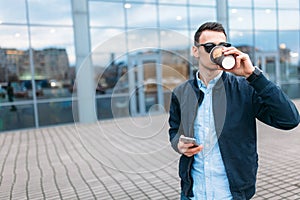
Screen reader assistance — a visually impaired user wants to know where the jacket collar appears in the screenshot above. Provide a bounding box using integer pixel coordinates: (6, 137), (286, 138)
(193, 71), (228, 90)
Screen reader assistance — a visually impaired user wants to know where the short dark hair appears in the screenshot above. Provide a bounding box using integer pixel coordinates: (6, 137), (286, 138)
(194, 22), (227, 45)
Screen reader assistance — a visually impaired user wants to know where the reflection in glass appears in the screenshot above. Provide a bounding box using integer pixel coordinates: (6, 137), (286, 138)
(278, 0), (299, 9)
(28, 0), (72, 25)
(229, 8), (253, 30)
(91, 29), (127, 103)
(230, 31), (255, 62)
(159, 5), (187, 29)
(255, 31), (277, 51)
(254, 9), (276, 30)
(190, 0), (216, 6)
(0, 49), (33, 100)
(229, 31), (253, 47)
(30, 27), (74, 51)
(253, 0), (276, 8)
(228, 0), (251, 7)
(0, 48), (74, 100)
(95, 48), (189, 118)
(95, 54), (128, 95)
(126, 0), (156, 2)
(161, 50), (189, 90)
(279, 31), (300, 61)
(278, 10), (300, 30)
(97, 96), (113, 119)
(0, 104), (35, 131)
(189, 7), (216, 30)
(38, 101), (74, 126)
(0, 26), (29, 49)
(90, 28), (125, 51)
(89, 1), (124, 27)
(29, 26), (75, 99)
(159, 0), (187, 4)
(127, 28), (159, 51)
(0, 0), (298, 133)
(0, 0), (27, 23)
(126, 3), (157, 28)
(160, 30), (190, 50)
(256, 53), (278, 82)
(278, 31), (300, 86)
(0, 49), (25, 82)
(281, 83), (300, 99)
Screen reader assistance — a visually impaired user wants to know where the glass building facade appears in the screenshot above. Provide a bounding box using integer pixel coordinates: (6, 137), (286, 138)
(0, 0), (299, 131)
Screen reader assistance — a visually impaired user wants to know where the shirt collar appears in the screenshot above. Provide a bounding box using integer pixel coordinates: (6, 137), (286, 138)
(196, 71), (223, 91)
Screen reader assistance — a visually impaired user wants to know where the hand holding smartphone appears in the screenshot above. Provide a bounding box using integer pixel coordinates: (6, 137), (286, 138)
(180, 135), (199, 148)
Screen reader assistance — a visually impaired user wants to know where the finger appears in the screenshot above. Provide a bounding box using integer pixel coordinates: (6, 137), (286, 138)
(179, 144), (196, 154)
(178, 140), (197, 148)
(188, 145), (203, 153)
(184, 152), (194, 157)
(184, 145), (203, 155)
(222, 47), (238, 55)
(235, 57), (241, 69)
(181, 148), (188, 154)
(178, 142), (193, 154)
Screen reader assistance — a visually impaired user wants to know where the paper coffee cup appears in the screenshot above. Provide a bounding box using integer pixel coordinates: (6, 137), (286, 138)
(210, 46), (235, 69)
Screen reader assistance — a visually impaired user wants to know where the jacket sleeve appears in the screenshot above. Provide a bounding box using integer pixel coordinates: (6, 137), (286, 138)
(168, 92), (182, 153)
(250, 73), (300, 130)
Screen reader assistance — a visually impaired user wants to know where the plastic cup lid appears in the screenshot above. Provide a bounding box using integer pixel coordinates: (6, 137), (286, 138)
(222, 56), (235, 69)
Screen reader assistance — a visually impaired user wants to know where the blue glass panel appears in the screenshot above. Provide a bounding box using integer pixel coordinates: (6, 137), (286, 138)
(278, 10), (300, 30)
(228, 0), (251, 8)
(189, 7), (216, 30)
(126, 4), (157, 28)
(89, 1), (124, 27)
(255, 31), (277, 51)
(159, 5), (188, 29)
(278, 0), (299, 9)
(28, 0), (72, 25)
(0, 0), (27, 23)
(0, 104), (35, 131)
(38, 101), (74, 126)
(254, 9), (276, 30)
(229, 8), (253, 30)
(254, 0), (276, 8)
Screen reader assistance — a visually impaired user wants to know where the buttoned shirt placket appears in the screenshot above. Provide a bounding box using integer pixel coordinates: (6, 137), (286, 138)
(191, 71), (232, 200)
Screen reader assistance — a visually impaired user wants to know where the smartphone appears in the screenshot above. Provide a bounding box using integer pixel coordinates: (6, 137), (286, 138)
(180, 136), (199, 147)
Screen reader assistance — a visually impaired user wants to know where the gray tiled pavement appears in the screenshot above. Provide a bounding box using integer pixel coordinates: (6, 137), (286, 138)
(0, 100), (299, 200)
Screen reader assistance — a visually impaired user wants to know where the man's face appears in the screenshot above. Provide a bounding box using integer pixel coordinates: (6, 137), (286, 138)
(192, 30), (227, 71)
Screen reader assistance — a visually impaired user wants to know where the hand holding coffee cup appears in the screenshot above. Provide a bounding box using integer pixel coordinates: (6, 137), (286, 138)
(210, 46), (235, 70)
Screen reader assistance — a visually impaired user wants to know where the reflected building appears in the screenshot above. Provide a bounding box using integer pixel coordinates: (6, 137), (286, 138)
(34, 48), (70, 81)
(0, 0), (299, 131)
(0, 47), (69, 82)
(0, 48), (25, 82)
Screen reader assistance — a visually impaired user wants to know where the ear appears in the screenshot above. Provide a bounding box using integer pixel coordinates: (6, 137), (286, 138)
(192, 46), (200, 58)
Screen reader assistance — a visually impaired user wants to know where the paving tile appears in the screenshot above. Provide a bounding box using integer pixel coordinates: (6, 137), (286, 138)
(0, 100), (299, 199)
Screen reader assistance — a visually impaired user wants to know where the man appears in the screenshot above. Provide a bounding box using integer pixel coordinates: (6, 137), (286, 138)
(7, 81), (17, 111)
(168, 22), (300, 199)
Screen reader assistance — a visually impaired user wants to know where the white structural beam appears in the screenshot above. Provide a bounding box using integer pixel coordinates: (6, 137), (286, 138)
(71, 0), (96, 123)
(216, 0), (229, 37)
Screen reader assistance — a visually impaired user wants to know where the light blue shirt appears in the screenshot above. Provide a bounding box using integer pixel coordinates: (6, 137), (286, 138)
(191, 71), (232, 200)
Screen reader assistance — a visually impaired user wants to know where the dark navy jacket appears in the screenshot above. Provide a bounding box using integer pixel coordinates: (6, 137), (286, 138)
(169, 71), (300, 199)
